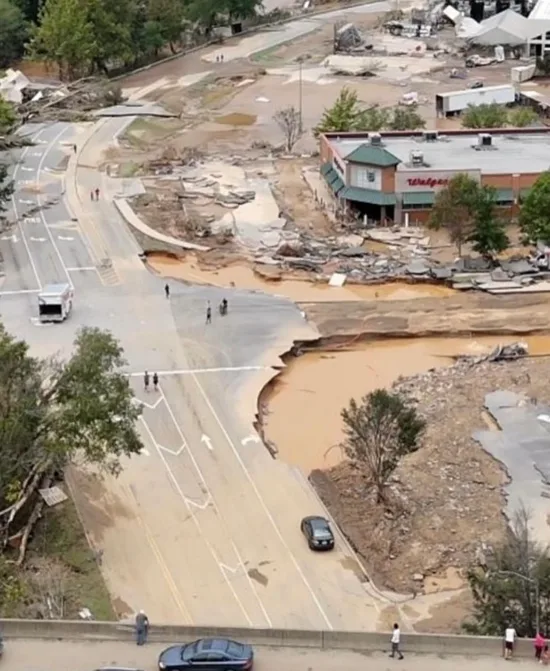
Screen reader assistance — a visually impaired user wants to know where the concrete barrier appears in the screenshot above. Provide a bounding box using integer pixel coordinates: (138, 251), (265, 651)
(0, 619), (538, 657)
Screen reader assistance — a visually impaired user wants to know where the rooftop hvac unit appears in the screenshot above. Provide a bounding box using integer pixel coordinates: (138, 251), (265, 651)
(423, 130), (438, 142)
(478, 133), (493, 147)
(410, 150), (424, 165)
(369, 132), (382, 146)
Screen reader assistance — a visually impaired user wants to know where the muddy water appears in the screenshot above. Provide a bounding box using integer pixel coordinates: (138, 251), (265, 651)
(263, 335), (550, 474)
(148, 254), (456, 303)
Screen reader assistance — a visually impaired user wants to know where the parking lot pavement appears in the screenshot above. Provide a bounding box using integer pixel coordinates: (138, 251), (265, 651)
(0, 639), (526, 671)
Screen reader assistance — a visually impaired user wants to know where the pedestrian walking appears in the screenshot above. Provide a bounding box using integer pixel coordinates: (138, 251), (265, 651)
(389, 623), (404, 660)
(206, 304), (212, 325)
(164, 283), (170, 299)
(216, 55), (220, 63)
(73, 144), (77, 154)
(90, 190), (94, 201)
(144, 370), (150, 392)
(135, 609), (149, 646)
(504, 624), (517, 660)
(95, 187), (100, 200)
(220, 53), (224, 62)
(536, 633), (546, 662)
(153, 372), (158, 391)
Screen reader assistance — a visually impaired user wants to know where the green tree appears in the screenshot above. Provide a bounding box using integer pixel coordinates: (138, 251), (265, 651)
(0, 0), (28, 68)
(466, 186), (510, 258)
(464, 508), (550, 637)
(519, 171), (550, 244)
(0, 325), (142, 551)
(29, 0), (95, 79)
(508, 107), (538, 128)
(147, 0), (185, 52)
(428, 173), (481, 255)
(0, 96), (17, 134)
(0, 163), (14, 231)
(461, 102), (508, 129)
(314, 87), (371, 136)
(388, 105), (426, 131)
(340, 389), (425, 504)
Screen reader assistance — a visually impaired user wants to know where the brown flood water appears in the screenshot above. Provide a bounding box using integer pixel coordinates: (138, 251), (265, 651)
(263, 336), (550, 474)
(147, 254), (456, 302)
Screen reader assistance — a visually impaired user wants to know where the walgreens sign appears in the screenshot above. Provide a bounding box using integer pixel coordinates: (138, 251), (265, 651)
(407, 177), (449, 188)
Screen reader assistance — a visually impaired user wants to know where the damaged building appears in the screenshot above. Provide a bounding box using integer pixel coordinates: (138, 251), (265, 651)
(318, 128), (550, 224)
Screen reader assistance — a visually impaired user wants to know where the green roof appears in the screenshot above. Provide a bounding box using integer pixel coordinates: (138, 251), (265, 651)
(341, 186), (396, 206)
(344, 143), (401, 168)
(402, 191), (435, 206)
(495, 188), (514, 203)
(322, 166), (344, 195)
(320, 162), (332, 176)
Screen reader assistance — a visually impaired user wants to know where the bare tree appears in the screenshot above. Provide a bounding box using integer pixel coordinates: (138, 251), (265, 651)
(273, 106), (302, 152)
(25, 557), (70, 619)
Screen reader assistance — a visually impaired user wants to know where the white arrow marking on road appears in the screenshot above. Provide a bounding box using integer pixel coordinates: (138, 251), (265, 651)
(18, 199), (35, 205)
(201, 434), (213, 451)
(1, 235), (18, 243)
(23, 217), (40, 224)
(29, 152), (43, 157)
(57, 236), (74, 241)
(21, 166), (35, 172)
(241, 435), (261, 446)
(30, 237), (46, 242)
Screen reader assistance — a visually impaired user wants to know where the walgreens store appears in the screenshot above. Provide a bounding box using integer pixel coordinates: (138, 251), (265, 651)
(319, 128), (550, 224)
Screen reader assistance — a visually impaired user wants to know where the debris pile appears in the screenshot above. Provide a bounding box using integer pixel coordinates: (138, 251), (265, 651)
(334, 22), (373, 53)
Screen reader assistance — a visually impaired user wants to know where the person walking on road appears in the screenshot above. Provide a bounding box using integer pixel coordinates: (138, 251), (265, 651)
(153, 372), (159, 391)
(206, 303), (212, 325)
(504, 624), (516, 660)
(144, 370), (150, 392)
(389, 623), (404, 660)
(95, 187), (100, 200)
(135, 610), (149, 646)
(73, 144), (77, 154)
(164, 283), (170, 299)
(90, 190), (94, 201)
(535, 632), (546, 662)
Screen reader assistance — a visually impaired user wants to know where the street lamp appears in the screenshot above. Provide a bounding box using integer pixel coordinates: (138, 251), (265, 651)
(297, 57), (303, 134)
(494, 570), (540, 634)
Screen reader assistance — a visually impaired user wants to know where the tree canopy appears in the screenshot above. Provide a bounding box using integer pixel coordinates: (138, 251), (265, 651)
(0, 163), (15, 232)
(519, 171), (550, 245)
(340, 389), (425, 504)
(0, 325), (143, 559)
(0, 0), (28, 68)
(462, 103), (539, 129)
(429, 173), (509, 258)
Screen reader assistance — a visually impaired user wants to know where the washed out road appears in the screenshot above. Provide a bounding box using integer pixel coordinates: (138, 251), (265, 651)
(0, 2), (423, 632)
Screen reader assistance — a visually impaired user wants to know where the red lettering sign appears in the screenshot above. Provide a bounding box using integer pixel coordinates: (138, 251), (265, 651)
(407, 177), (449, 188)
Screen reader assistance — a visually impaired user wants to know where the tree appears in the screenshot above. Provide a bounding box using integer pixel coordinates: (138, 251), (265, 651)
(0, 0), (28, 68)
(147, 0), (185, 52)
(388, 105), (426, 131)
(466, 186), (509, 258)
(0, 96), (17, 134)
(314, 87), (369, 137)
(519, 171), (550, 245)
(274, 106), (302, 152)
(461, 103), (508, 129)
(428, 173), (481, 255)
(508, 107), (538, 128)
(30, 0), (96, 79)
(340, 389), (425, 504)
(0, 164), (14, 232)
(464, 507), (550, 637)
(0, 325), (143, 556)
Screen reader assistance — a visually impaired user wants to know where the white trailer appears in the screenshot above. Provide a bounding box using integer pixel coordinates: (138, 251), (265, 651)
(436, 84), (516, 116)
(38, 283), (73, 323)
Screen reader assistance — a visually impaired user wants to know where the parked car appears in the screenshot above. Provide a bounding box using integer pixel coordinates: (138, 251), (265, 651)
(158, 638), (253, 671)
(300, 515), (335, 551)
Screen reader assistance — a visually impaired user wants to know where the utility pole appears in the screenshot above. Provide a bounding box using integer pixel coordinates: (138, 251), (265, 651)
(298, 57), (303, 134)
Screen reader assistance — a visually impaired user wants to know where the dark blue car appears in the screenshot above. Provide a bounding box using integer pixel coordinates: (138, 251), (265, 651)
(158, 638), (253, 671)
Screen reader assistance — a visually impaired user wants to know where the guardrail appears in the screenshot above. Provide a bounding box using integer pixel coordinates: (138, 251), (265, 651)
(0, 619), (536, 657)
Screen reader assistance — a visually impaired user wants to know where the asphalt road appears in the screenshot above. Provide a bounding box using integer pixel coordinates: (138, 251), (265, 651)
(0, 9), (404, 631)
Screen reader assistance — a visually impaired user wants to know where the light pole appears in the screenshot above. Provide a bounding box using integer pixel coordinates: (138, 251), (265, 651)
(298, 57), (303, 134)
(495, 570), (540, 634)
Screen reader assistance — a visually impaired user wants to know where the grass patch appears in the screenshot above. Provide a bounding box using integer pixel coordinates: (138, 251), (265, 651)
(122, 117), (180, 149)
(0, 493), (115, 620)
(118, 161), (141, 177)
(250, 45), (284, 63)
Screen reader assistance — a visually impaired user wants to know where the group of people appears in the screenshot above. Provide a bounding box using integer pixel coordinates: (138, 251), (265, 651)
(504, 625), (549, 663)
(143, 371), (159, 392)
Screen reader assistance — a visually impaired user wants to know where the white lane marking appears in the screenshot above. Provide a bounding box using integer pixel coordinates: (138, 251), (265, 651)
(154, 384), (271, 628)
(201, 434), (213, 451)
(242, 435), (261, 446)
(66, 266), (98, 272)
(190, 373), (334, 630)
(158, 443), (185, 457)
(29, 237), (46, 242)
(30, 317), (54, 327)
(10, 131), (44, 291)
(35, 125), (75, 290)
(57, 236), (74, 241)
(140, 413), (252, 624)
(127, 366), (269, 377)
(137, 397), (163, 410)
(21, 166), (35, 172)
(18, 199), (35, 205)
(0, 289), (40, 296)
(29, 152), (43, 158)
(1, 235), (18, 243)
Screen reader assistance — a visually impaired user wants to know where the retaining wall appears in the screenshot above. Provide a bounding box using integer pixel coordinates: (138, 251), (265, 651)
(0, 619), (536, 657)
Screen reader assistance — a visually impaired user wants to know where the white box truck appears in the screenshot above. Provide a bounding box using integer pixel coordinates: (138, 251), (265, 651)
(436, 84), (516, 116)
(38, 283), (73, 323)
